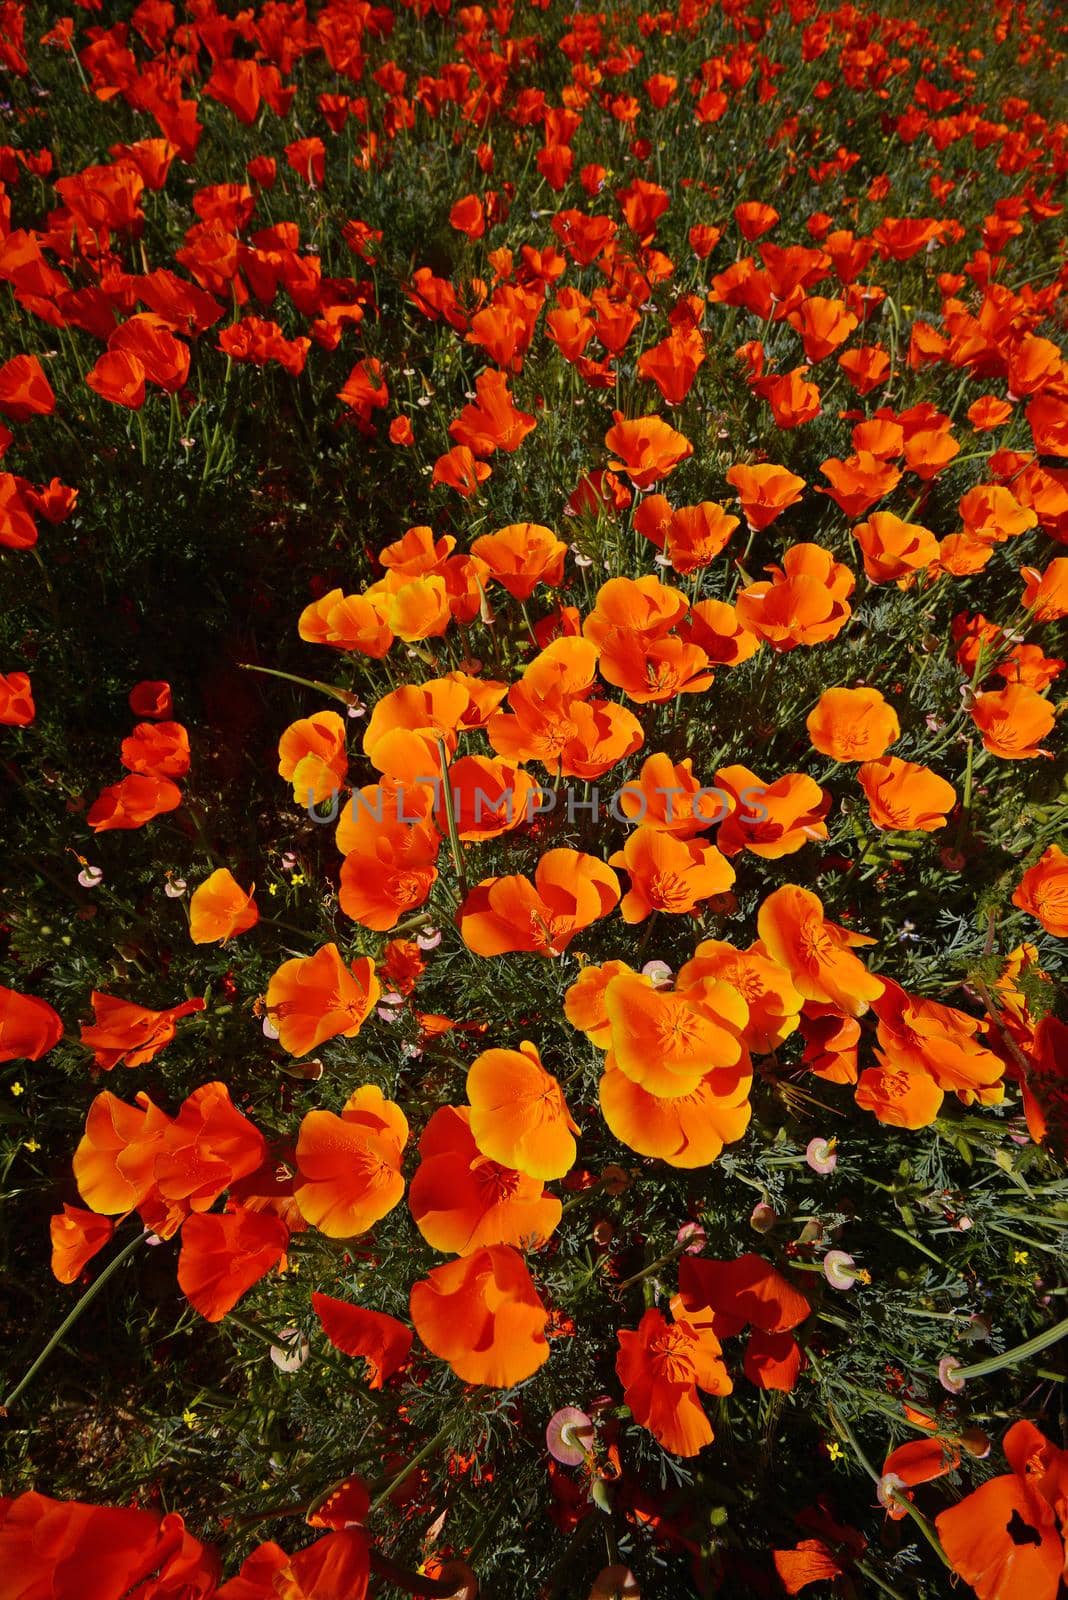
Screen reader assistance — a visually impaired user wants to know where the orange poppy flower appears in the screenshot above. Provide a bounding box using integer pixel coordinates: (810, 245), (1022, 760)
(0, 353), (55, 420)
(73, 1082), (265, 1234)
(597, 632), (715, 704)
(839, 345), (890, 395)
(487, 641), (643, 780)
(466, 1040), (577, 1179)
(298, 588), (394, 656)
(616, 1307), (732, 1456)
(379, 525), (455, 576)
(584, 574), (689, 647)
(857, 757), (956, 831)
(677, 940), (804, 1054)
(151, 1082), (269, 1225)
(874, 981), (1004, 1106)
(818, 451), (901, 517)
(110, 314), (190, 392)
(86, 774), (183, 831)
(449, 192), (485, 239)
(0, 669), (34, 725)
(642, 499), (739, 574)
(431, 444), (492, 497)
(409, 1244), (550, 1386)
(86, 348), (147, 408)
(188, 868), (259, 944)
(177, 1206), (289, 1322)
(879, 1437), (963, 1520)
(438, 756), (537, 841)
(788, 296), (858, 362)
(735, 544), (854, 651)
(312, 1292), (412, 1387)
(128, 680), (172, 719)
(637, 327), (706, 405)
(465, 284), (543, 371)
(744, 1328), (806, 1392)
(409, 1104), (561, 1254)
(682, 599), (762, 666)
(1012, 845), (1068, 937)
(609, 826), (735, 922)
(801, 1003), (861, 1083)
(266, 944), (380, 1057)
(968, 395), (1014, 431)
(563, 960), (638, 1049)
(853, 511), (939, 585)
(936, 1420), (1068, 1600)
(278, 710), (347, 805)
(959, 483), (1037, 544)
(806, 687), (900, 761)
(677, 1252), (811, 1341)
(363, 676), (474, 783)
(0, 1493), (221, 1599)
(216, 1527), (369, 1598)
(119, 720), (190, 779)
(599, 1056), (752, 1167)
(603, 969), (749, 1098)
(69, 1090), (166, 1220)
(690, 223), (722, 258)
(471, 522), (567, 600)
(715, 764), (830, 858)
(553, 210), (617, 266)
(0, 983), (63, 1062)
(725, 463), (806, 531)
(338, 780), (439, 931)
(79, 992), (205, 1070)
(458, 848), (620, 957)
(854, 1060), (945, 1129)
(755, 366), (823, 430)
(49, 1206), (115, 1285)
(757, 885), (884, 1016)
(1028, 392), (1068, 455)
(1021, 557), (1068, 621)
(366, 571), (452, 642)
(615, 752), (727, 836)
(604, 411), (693, 488)
(546, 287), (595, 361)
(615, 176), (668, 242)
(971, 684), (1055, 760)
(0, 475), (38, 550)
(293, 1085), (407, 1237)
(735, 201), (779, 240)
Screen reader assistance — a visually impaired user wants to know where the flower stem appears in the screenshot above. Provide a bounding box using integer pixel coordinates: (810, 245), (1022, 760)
(369, 1391), (484, 1513)
(3, 1228), (148, 1413)
(435, 738), (469, 900)
(954, 1315), (1068, 1381)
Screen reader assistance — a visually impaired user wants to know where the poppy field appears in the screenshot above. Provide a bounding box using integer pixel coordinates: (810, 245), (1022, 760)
(1, 0), (1068, 1594)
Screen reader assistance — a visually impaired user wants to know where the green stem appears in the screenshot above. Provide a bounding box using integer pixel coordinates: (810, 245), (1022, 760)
(854, 1558), (912, 1600)
(435, 738), (469, 900)
(954, 1315), (1068, 1381)
(3, 1228), (147, 1412)
(615, 1237), (689, 1291)
(238, 662), (361, 708)
(369, 1392), (484, 1513)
